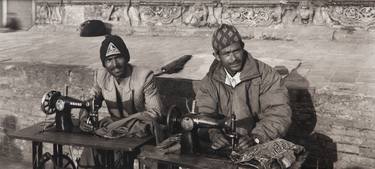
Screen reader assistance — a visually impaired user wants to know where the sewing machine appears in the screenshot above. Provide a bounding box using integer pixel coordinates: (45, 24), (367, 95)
(40, 90), (100, 132)
(166, 103), (237, 155)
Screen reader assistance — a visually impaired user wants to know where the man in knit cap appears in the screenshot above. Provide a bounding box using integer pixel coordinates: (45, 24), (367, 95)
(196, 24), (292, 152)
(79, 34), (163, 169)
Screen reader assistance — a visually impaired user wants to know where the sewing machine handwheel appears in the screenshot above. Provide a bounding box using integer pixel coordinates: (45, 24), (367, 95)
(41, 91), (62, 115)
(166, 104), (182, 134)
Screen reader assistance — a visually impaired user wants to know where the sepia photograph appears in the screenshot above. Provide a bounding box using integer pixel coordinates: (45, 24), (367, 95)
(0, 0), (374, 169)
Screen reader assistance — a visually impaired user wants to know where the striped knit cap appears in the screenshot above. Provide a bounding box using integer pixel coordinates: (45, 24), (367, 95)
(212, 24), (243, 54)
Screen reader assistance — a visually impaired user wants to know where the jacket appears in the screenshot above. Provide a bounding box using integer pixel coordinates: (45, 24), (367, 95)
(92, 64), (162, 122)
(196, 52), (291, 142)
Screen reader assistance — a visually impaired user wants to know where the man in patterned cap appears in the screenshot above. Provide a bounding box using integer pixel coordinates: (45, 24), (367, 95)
(196, 24), (292, 152)
(79, 34), (163, 169)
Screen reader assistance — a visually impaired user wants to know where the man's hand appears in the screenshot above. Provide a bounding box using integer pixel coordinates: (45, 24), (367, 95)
(80, 117), (94, 133)
(209, 129), (230, 150)
(236, 135), (256, 151)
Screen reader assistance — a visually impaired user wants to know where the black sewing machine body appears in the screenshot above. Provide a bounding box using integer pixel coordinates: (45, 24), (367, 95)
(166, 105), (237, 155)
(41, 90), (100, 132)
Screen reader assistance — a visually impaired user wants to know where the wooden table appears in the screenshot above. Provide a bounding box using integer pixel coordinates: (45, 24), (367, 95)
(8, 122), (153, 169)
(138, 145), (238, 169)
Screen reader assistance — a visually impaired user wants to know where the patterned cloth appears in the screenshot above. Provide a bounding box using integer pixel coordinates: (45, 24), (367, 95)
(230, 139), (306, 169)
(212, 24), (243, 53)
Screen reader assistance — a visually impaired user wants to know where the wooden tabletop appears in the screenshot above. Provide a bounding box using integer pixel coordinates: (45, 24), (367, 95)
(8, 122), (153, 152)
(139, 145), (238, 169)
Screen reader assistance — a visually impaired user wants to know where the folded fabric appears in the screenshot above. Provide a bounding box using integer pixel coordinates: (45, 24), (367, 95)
(230, 139), (306, 169)
(95, 113), (153, 139)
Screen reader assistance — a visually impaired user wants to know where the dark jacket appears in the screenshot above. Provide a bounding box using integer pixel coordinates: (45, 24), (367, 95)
(196, 52), (292, 142)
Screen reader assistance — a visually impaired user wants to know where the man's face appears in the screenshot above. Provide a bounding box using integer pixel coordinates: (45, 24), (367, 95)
(215, 43), (245, 75)
(104, 54), (128, 78)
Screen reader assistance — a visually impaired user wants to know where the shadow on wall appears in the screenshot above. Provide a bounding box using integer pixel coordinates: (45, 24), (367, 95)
(155, 77), (196, 119)
(284, 69), (337, 169)
(0, 115), (23, 160)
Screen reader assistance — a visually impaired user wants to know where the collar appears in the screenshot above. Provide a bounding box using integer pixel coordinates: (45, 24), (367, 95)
(208, 51), (261, 84)
(225, 69), (241, 88)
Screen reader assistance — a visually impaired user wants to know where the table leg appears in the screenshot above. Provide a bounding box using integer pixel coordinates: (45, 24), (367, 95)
(125, 151), (139, 169)
(53, 144), (64, 168)
(32, 141), (43, 169)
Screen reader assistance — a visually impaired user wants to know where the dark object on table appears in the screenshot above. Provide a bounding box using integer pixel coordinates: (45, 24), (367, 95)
(155, 55), (192, 76)
(80, 20), (108, 37)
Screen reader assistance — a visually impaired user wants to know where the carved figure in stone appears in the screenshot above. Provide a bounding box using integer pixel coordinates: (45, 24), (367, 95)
(51, 6), (64, 24)
(129, 5), (141, 26)
(320, 6), (333, 26)
(296, 1), (314, 24)
(272, 6), (283, 24)
(207, 6), (218, 27)
(109, 7), (123, 22)
(37, 3), (51, 24)
(140, 6), (181, 25)
(183, 3), (208, 27)
(214, 3), (223, 25)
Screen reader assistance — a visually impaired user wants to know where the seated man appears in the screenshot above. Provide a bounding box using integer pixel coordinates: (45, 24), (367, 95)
(79, 35), (163, 169)
(196, 24), (292, 152)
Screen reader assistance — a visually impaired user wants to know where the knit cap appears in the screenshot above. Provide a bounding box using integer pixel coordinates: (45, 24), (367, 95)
(100, 35), (130, 66)
(212, 24), (243, 54)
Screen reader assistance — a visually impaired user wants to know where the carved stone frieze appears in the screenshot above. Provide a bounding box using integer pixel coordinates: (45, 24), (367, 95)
(140, 6), (182, 25)
(84, 5), (113, 21)
(222, 7), (282, 26)
(36, 4), (65, 24)
(129, 6), (141, 26)
(182, 3), (208, 27)
(34, 1), (375, 30)
(329, 6), (375, 29)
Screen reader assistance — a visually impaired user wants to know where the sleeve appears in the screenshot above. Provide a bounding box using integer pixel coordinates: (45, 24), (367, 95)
(196, 75), (218, 114)
(195, 76), (220, 136)
(139, 72), (163, 122)
(251, 63), (292, 143)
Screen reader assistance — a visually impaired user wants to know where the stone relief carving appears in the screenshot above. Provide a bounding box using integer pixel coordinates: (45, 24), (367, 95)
(140, 6), (182, 25)
(182, 3), (208, 27)
(214, 4), (223, 25)
(129, 5), (141, 26)
(109, 6), (124, 22)
(35, 1), (375, 29)
(296, 1), (314, 24)
(329, 6), (375, 29)
(36, 4), (64, 24)
(84, 5), (114, 21)
(222, 7), (282, 26)
(207, 6), (218, 26)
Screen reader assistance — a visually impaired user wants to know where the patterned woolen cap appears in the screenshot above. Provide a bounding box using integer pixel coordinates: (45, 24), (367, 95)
(212, 24), (243, 54)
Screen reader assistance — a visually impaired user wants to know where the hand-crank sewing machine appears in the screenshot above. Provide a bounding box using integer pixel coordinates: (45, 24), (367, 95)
(40, 90), (100, 132)
(165, 103), (238, 155)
